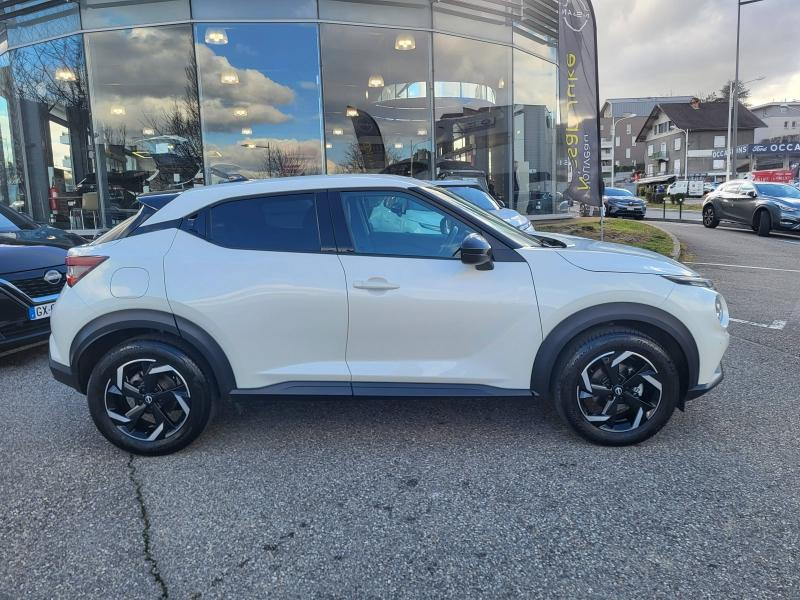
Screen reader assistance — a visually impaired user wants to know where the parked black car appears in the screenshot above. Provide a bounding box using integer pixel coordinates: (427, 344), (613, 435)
(702, 180), (800, 236)
(603, 187), (647, 219)
(0, 204), (83, 353)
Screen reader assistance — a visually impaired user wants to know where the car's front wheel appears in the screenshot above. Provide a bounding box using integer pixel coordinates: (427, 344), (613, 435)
(86, 339), (214, 455)
(551, 327), (679, 446)
(756, 210), (771, 237)
(702, 204), (719, 228)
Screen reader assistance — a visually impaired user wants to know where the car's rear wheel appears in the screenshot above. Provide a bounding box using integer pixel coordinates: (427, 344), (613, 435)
(551, 327), (679, 446)
(702, 204), (719, 228)
(87, 339), (214, 455)
(756, 210), (771, 237)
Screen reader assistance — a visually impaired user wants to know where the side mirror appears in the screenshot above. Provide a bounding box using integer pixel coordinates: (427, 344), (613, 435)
(497, 199), (507, 208)
(460, 233), (493, 270)
(747, 190), (757, 198)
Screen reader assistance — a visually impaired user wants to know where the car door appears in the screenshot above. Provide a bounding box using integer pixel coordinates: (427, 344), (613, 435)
(732, 182), (758, 224)
(331, 188), (541, 394)
(164, 191), (350, 390)
(715, 182), (739, 219)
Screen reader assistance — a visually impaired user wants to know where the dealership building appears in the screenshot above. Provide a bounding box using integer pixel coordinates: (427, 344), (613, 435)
(0, 0), (566, 234)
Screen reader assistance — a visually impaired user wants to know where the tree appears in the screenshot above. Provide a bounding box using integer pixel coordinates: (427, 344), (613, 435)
(702, 80), (752, 106)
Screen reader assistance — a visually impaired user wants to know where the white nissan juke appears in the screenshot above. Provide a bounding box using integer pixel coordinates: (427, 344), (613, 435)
(49, 175), (729, 455)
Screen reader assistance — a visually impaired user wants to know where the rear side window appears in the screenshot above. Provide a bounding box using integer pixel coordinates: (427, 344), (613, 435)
(208, 193), (320, 252)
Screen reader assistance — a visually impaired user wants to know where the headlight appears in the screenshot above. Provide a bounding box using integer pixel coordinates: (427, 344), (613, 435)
(715, 293), (729, 328)
(776, 203), (798, 212)
(662, 274), (715, 289)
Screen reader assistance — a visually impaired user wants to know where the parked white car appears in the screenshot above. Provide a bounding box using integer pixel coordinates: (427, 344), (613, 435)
(667, 180), (704, 198)
(49, 175), (729, 455)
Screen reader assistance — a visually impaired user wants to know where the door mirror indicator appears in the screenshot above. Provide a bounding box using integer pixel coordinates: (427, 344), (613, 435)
(459, 233), (494, 270)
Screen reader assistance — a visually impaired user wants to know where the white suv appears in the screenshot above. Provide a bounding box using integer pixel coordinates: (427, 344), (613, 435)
(49, 175), (729, 455)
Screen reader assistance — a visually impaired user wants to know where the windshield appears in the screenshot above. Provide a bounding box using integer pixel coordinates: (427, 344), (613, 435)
(605, 188), (634, 197)
(421, 186), (538, 248)
(0, 204), (38, 232)
(755, 183), (800, 199)
(439, 186), (501, 211)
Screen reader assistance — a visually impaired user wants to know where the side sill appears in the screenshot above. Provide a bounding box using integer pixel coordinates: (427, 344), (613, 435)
(228, 381), (533, 400)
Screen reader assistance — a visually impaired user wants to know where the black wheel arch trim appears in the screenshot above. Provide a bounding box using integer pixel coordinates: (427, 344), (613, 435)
(530, 302), (699, 398)
(66, 309), (236, 396)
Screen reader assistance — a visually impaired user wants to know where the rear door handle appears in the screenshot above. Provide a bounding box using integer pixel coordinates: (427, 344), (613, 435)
(353, 278), (400, 291)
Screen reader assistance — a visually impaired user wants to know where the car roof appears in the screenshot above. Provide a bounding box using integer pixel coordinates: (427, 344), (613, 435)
(146, 174), (425, 225)
(430, 179), (483, 187)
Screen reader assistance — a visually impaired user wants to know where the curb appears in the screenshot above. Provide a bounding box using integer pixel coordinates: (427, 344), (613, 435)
(644, 217), (702, 225)
(645, 221), (681, 260)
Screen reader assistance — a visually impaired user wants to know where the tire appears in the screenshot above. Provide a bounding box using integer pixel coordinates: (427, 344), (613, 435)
(756, 210), (771, 237)
(551, 326), (679, 446)
(702, 204), (719, 228)
(86, 339), (215, 455)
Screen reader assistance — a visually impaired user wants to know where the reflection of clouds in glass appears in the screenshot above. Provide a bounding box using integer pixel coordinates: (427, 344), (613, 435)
(197, 44), (296, 131)
(298, 80), (318, 90)
(513, 53), (557, 107)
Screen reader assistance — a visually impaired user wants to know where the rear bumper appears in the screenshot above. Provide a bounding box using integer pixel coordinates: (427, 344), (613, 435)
(686, 364), (724, 401)
(50, 356), (81, 391)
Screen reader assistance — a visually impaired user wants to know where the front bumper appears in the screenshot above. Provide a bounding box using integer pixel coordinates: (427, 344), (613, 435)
(50, 356), (81, 391)
(608, 204), (646, 217)
(686, 364), (724, 401)
(778, 214), (800, 231)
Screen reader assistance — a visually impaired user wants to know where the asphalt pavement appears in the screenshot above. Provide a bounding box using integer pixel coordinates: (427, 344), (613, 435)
(1, 223), (799, 599)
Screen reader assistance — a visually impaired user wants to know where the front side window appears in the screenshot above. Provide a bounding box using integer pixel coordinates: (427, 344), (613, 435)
(208, 193), (320, 252)
(340, 190), (476, 258)
(721, 183), (741, 194)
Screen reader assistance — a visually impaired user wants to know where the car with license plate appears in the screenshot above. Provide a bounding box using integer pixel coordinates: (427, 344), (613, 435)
(603, 187), (647, 219)
(702, 180), (800, 236)
(0, 204), (84, 353)
(49, 175), (728, 455)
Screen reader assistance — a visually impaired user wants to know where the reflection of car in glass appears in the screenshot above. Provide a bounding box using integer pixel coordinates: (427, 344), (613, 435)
(0, 204), (84, 354)
(209, 163), (250, 185)
(76, 171), (145, 210)
(431, 179), (534, 233)
(50, 175), (728, 455)
(603, 188), (647, 220)
(702, 180), (800, 236)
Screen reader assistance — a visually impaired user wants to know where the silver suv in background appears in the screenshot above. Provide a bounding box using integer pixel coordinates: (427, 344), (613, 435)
(431, 179), (535, 234)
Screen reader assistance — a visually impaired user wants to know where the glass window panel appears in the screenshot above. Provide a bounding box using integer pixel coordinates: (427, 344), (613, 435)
(0, 53), (27, 216)
(433, 0), (519, 44)
(209, 194), (320, 252)
(319, 0), (431, 27)
(196, 23), (323, 183)
(4, 2), (80, 48)
(321, 25), (433, 179)
(86, 25), (203, 229)
(80, 0), (190, 28)
(191, 0), (316, 19)
(433, 34), (512, 205)
(6, 36), (94, 228)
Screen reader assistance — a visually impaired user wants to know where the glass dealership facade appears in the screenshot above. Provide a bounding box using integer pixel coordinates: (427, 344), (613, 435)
(0, 0), (562, 232)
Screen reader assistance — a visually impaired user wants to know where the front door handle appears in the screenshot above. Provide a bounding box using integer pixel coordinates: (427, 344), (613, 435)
(353, 278), (400, 291)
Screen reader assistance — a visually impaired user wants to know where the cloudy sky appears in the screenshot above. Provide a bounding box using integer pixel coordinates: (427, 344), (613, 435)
(593, 0), (800, 106)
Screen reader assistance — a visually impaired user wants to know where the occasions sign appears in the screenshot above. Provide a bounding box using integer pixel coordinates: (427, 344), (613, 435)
(558, 0), (602, 207)
(711, 142), (800, 160)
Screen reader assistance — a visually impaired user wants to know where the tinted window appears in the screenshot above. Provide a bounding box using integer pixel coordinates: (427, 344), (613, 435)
(755, 183), (800, 199)
(441, 186), (500, 211)
(605, 188), (634, 197)
(340, 191), (476, 258)
(209, 194), (320, 252)
(0, 204), (36, 232)
(720, 183), (741, 194)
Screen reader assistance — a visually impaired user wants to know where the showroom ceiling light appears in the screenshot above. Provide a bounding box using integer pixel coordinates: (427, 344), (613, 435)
(244, 143), (257, 149)
(142, 127), (155, 136)
(394, 143), (404, 149)
(394, 33), (415, 51)
(325, 142), (333, 149)
(368, 74), (385, 88)
(233, 108), (248, 117)
(110, 105), (126, 116)
(417, 128), (427, 136)
(498, 78), (505, 89)
(54, 67), (76, 82)
(220, 71), (239, 85)
(345, 106), (359, 117)
(241, 127), (253, 135)
(332, 128), (344, 136)
(205, 29), (228, 45)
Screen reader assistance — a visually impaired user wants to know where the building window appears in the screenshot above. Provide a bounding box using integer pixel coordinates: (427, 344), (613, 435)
(793, 121), (798, 128)
(80, 0), (190, 28)
(321, 0), (431, 27)
(434, 34), (512, 205)
(674, 159), (680, 174)
(659, 162), (666, 174)
(713, 159), (725, 170)
(322, 25), (432, 179)
(615, 136), (620, 147)
(660, 142), (667, 154)
(513, 50), (558, 214)
(86, 25), (202, 228)
(625, 148), (631, 159)
(192, 0), (316, 19)
(646, 164), (654, 176)
(600, 124), (604, 132)
(785, 121), (790, 128)
(631, 136), (636, 147)
(674, 138), (681, 151)
(647, 144), (653, 157)
(197, 23), (323, 183)
(714, 135), (726, 148)
(626, 123), (632, 135)
(5, 2), (80, 47)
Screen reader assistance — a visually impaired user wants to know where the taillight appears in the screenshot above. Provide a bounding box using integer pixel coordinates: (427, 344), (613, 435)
(66, 255), (107, 287)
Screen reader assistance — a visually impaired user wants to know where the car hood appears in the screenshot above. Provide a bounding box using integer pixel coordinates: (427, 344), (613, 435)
(606, 196), (645, 205)
(769, 196), (800, 208)
(490, 208), (530, 229)
(533, 232), (694, 276)
(0, 243), (67, 275)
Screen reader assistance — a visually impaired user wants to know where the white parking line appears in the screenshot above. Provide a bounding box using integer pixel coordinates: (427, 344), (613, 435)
(729, 318), (787, 330)
(685, 262), (800, 273)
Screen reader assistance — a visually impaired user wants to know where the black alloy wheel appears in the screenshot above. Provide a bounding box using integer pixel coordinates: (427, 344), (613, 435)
(756, 210), (771, 237)
(87, 339), (214, 455)
(702, 204), (719, 228)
